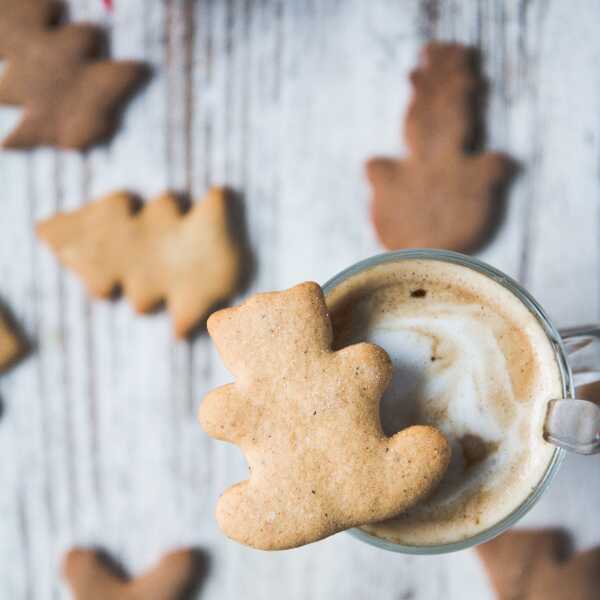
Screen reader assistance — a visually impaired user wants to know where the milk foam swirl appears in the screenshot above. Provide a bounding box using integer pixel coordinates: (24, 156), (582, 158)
(369, 304), (527, 507)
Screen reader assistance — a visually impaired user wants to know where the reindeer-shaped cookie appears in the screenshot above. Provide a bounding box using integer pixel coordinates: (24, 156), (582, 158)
(0, 0), (147, 149)
(37, 187), (242, 338)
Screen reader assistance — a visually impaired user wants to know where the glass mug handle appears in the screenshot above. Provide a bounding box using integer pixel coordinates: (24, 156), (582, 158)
(544, 325), (600, 455)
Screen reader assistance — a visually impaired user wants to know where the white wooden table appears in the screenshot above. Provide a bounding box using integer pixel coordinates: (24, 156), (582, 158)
(1, 1), (599, 598)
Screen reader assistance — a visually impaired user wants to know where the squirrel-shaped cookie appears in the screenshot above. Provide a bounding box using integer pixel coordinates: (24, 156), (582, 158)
(200, 282), (450, 550)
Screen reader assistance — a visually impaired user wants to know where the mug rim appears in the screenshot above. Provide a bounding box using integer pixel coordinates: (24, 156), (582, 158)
(322, 249), (571, 555)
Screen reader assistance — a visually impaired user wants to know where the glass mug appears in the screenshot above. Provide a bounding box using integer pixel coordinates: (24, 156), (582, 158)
(322, 249), (600, 554)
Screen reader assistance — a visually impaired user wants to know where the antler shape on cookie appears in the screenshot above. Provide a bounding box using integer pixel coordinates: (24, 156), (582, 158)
(199, 282), (451, 550)
(366, 42), (514, 252)
(477, 529), (600, 600)
(0, 0), (147, 149)
(63, 548), (201, 600)
(37, 187), (242, 338)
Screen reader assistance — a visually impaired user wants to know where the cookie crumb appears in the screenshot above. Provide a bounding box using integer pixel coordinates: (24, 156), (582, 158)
(410, 288), (427, 298)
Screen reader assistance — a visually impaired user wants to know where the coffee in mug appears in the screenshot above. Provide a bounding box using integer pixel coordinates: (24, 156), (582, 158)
(327, 257), (562, 546)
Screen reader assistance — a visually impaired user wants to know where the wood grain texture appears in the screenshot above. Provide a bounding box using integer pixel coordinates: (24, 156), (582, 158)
(0, 1), (598, 599)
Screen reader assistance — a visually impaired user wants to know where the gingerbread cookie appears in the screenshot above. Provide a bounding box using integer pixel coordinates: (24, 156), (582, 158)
(37, 187), (243, 338)
(0, 306), (26, 373)
(0, 0), (147, 149)
(577, 381), (600, 405)
(366, 42), (514, 252)
(63, 547), (202, 600)
(199, 282), (450, 550)
(477, 529), (600, 600)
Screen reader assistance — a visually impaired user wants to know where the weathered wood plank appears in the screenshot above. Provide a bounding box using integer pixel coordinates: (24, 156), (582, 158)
(2, 1), (600, 598)
(85, 0), (177, 579)
(0, 150), (42, 598)
(514, 0), (600, 555)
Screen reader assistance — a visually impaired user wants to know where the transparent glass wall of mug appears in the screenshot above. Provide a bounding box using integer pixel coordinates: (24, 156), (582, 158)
(546, 325), (600, 455)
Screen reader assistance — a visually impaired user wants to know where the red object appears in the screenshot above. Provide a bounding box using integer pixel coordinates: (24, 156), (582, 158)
(102, 0), (113, 11)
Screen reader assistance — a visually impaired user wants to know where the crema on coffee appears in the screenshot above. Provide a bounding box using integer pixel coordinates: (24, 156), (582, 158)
(326, 258), (563, 546)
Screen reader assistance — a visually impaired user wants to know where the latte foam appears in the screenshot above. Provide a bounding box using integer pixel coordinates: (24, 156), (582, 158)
(326, 258), (563, 546)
